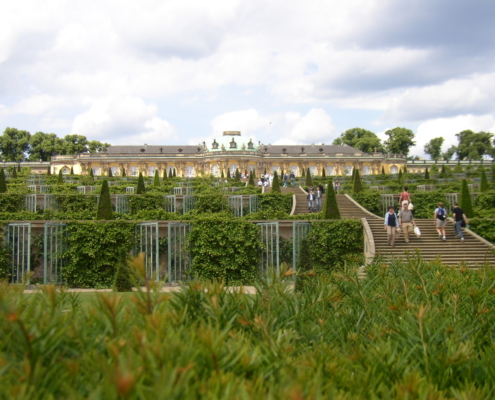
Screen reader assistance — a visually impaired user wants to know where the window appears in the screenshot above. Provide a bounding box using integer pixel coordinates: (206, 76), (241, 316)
(61, 167), (70, 175)
(390, 166), (399, 174)
(345, 165), (353, 176)
(326, 165), (334, 176)
(92, 167), (100, 176)
(290, 165), (298, 176)
(211, 164), (219, 177)
(185, 166), (194, 177)
(363, 165), (371, 175)
(130, 166), (138, 177)
(111, 166), (119, 176)
(229, 164), (238, 176)
(148, 166), (156, 177)
(309, 165), (316, 176)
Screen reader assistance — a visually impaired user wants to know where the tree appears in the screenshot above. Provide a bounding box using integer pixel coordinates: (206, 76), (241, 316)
(221, 169), (224, 179)
(173, 169), (176, 177)
(28, 132), (63, 161)
(381, 166), (385, 175)
(322, 179), (341, 219)
(403, 165), (408, 174)
(0, 169), (7, 193)
(443, 146), (456, 161)
(384, 127), (416, 156)
(108, 168), (113, 177)
(70, 167), (74, 175)
(153, 170), (160, 186)
(352, 169), (363, 194)
(57, 169), (63, 185)
(332, 128), (383, 153)
(88, 140), (110, 153)
(169, 168), (174, 178)
(271, 171), (281, 193)
(398, 168), (403, 184)
(424, 137), (445, 161)
(306, 168), (313, 187)
(12, 166), (17, 179)
(453, 163), (463, 173)
(302, 168), (306, 178)
(122, 168), (127, 177)
(136, 172), (146, 194)
(480, 168), (489, 192)
(0, 128), (31, 161)
(455, 130), (494, 160)
(460, 179), (474, 218)
(47, 166), (51, 175)
(162, 169), (167, 180)
(248, 173), (254, 186)
(424, 167), (429, 179)
(322, 168), (326, 178)
(492, 164), (495, 184)
(96, 180), (113, 220)
(59, 134), (89, 155)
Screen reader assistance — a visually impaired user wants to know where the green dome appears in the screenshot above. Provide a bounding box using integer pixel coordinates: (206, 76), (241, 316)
(208, 131), (257, 152)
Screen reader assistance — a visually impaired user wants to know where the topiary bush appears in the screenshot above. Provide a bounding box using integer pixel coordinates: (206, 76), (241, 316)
(188, 215), (261, 284)
(352, 190), (381, 215)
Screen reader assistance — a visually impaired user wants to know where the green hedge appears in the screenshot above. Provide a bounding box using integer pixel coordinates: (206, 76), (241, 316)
(64, 221), (135, 288)
(468, 219), (495, 244)
(188, 216), (261, 284)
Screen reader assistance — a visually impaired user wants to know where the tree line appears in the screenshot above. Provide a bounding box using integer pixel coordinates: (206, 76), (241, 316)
(333, 126), (495, 161)
(0, 127), (111, 162)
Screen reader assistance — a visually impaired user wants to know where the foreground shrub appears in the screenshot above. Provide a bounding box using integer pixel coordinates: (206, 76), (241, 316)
(2, 258), (495, 398)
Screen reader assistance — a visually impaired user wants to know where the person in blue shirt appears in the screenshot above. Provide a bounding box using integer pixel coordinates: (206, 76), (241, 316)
(384, 205), (400, 247)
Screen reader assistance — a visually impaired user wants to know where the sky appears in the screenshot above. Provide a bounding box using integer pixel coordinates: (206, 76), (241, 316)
(1, 0), (495, 158)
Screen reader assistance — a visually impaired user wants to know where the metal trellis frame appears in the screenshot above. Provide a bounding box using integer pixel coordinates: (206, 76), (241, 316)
(167, 223), (191, 282)
(43, 223), (68, 284)
(6, 223), (31, 284)
(257, 222), (280, 274)
(292, 222), (311, 271)
(135, 222), (160, 281)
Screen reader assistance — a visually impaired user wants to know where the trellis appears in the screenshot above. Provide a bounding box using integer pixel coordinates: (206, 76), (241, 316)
(167, 223), (191, 282)
(249, 195), (259, 214)
(25, 194), (37, 212)
(165, 195), (177, 213)
(228, 195), (243, 217)
(115, 195), (130, 213)
(292, 222), (311, 270)
(135, 222), (160, 281)
(6, 223), (31, 284)
(43, 223), (68, 284)
(43, 194), (58, 210)
(183, 196), (196, 214)
(257, 222), (279, 274)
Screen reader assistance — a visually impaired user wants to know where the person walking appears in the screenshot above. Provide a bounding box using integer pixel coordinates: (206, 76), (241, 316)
(398, 202), (416, 243)
(384, 206), (400, 247)
(315, 183), (324, 211)
(452, 202), (469, 242)
(283, 173), (288, 188)
(289, 172), (295, 186)
(307, 189), (315, 213)
(434, 202), (448, 240)
(399, 186), (411, 207)
(334, 180), (340, 193)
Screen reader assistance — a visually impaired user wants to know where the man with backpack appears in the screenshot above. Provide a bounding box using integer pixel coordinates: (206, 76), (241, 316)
(452, 202), (469, 242)
(434, 202), (448, 240)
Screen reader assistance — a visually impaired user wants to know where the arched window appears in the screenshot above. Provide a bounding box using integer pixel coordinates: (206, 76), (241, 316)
(229, 164), (238, 177)
(61, 167), (70, 175)
(148, 166), (156, 177)
(92, 167), (101, 176)
(363, 165), (371, 175)
(211, 165), (219, 177)
(185, 166), (194, 177)
(309, 165), (316, 176)
(130, 166), (138, 177)
(167, 166), (175, 176)
(111, 166), (119, 176)
(390, 165), (399, 174)
(326, 165), (335, 176)
(272, 165), (280, 174)
(345, 165), (353, 176)
(290, 165), (298, 176)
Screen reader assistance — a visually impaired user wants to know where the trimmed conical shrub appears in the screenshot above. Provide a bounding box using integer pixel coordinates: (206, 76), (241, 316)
(322, 168), (326, 178)
(96, 180), (113, 220)
(248, 173), (254, 186)
(57, 169), (63, 185)
(89, 168), (94, 178)
(113, 257), (133, 292)
(322, 179), (341, 219)
(163, 169), (167, 180)
(47, 166), (51, 175)
(70, 167), (74, 175)
(251, 169), (256, 178)
(460, 179), (474, 218)
(173, 169), (176, 177)
(0, 169), (7, 193)
(398, 168), (403, 183)
(306, 168), (313, 187)
(441, 165), (446, 175)
(302, 168), (306, 178)
(12, 166), (17, 179)
(352, 169), (363, 194)
(122, 168), (127, 177)
(403, 165), (408, 174)
(221, 169), (225, 179)
(424, 167), (429, 179)
(235, 168), (240, 181)
(454, 163), (463, 173)
(136, 172), (146, 194)
(381, 166), (385, 175)
(492, 165), (495, 184)
(108, 168), (113, 177)
(168, 168), (173, 178)
(271, 171), (281, 193)
(264, 168), (267, 175)
(154, 169), (160, 186)
(480, 168), (489, 192)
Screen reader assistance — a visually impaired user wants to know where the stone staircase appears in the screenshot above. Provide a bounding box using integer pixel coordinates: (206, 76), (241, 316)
(337, 194), (495, 267)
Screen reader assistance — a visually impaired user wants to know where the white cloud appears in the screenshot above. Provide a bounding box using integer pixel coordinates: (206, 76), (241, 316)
(71, 96), (176, 144)
(411, 114), (495, 158)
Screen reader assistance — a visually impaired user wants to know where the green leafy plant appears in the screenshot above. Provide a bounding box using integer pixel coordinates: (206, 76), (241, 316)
(271, 171), (281, 193)
(136, 172), (146, 194)
(322, 179), (341, 219)
(0, 169), (7, 193)
(460, 178), (475, 218)
(96, 180), (113, 220)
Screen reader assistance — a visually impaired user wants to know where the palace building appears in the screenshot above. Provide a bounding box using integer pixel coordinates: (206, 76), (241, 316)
(50, 131), (407, 177)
